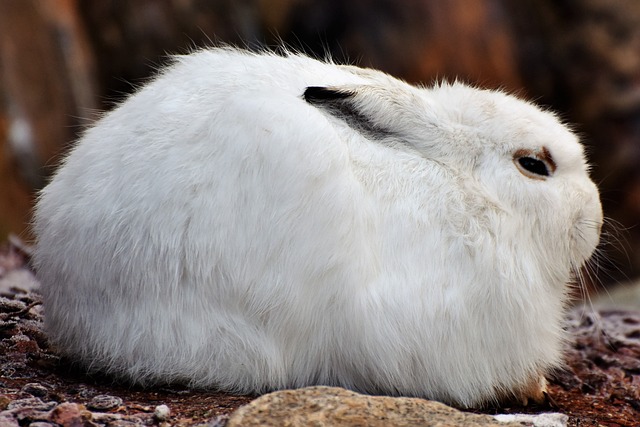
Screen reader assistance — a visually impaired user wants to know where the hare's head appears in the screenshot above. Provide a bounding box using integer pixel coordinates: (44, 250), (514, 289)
(305, 79), (602, 287)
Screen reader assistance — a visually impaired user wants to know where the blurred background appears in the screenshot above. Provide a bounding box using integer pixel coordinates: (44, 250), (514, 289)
(1, 0), (639, 293)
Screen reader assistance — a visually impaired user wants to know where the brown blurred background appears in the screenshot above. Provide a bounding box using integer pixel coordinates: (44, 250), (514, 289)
(1, 0), (639, 287)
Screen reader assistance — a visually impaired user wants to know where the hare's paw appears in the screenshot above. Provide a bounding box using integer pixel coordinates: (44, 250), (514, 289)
(513, 375), (548, 406)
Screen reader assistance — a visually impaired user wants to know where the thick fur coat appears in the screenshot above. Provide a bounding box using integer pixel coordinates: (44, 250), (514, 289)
(33, 48), (602, 407)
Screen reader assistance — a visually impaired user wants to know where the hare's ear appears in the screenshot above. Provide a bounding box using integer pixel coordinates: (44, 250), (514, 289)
(304, 86), (354, 102)
(303, 86), (395, 139)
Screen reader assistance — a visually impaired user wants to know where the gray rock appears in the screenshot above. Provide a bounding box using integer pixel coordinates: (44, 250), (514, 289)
(226, 386), (522, 427)
(12, 408), (51, 425)
(153, 404), (170, 421)
(0, 413), (19, 427)
(7, 397), (56, 412)
(206, 415), (230, 427)
(0, 296), (26, 312)
(21, 383), (49, 398)
(90, 412), (124, 423)
(494, 412), (568, 427)
(87, 394), (123, 411)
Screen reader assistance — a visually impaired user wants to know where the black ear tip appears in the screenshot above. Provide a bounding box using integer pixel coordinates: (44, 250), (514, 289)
(304, 86), (354, 103)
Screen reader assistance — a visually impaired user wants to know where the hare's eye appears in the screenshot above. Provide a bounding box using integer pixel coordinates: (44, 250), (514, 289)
(518, 157), (549, 177)
(513, 148), (556, 180)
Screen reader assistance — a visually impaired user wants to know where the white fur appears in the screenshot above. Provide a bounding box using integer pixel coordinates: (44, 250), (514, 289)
(33, 48), (602, 407)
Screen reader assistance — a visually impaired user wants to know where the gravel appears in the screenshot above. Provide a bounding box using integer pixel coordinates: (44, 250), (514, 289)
(1, 240), (639, 426)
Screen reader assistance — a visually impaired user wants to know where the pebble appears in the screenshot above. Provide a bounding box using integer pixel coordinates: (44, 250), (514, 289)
(153, 404), (171, 421)
(0, 296), (26, 312)
(48, 402), (94, 426)
(91, 412), (123, 423)
(494, 412), (569, 427)
(87, 394), (123, 411)
(0, 413), (19, 427)
(7, 397), (56, 412)
(13, 408), (51, 425)
(21, 383), (49, 398)
(209, 415), (230, 427)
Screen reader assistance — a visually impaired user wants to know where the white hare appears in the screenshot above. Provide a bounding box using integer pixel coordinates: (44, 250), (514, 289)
(33, 48), (602, 408)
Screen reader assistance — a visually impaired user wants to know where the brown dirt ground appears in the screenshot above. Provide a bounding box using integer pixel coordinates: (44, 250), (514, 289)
(1, 240), (639, 426)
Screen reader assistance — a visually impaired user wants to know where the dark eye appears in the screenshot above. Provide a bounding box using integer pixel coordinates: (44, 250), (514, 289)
(513, 148), (556, 180)
(518, 156), (549, 177)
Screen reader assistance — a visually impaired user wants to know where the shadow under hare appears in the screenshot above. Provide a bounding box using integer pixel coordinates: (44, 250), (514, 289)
(33, 48), (602, 408)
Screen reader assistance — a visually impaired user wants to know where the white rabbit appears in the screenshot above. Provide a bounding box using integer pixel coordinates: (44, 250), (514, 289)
(33, 48), (602, 408)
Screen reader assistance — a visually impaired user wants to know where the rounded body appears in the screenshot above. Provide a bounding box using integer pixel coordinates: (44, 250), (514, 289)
(34, 48), (602, 407)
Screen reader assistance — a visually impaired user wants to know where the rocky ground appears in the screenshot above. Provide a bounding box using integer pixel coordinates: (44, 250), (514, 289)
(1, 238), (640, 426)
